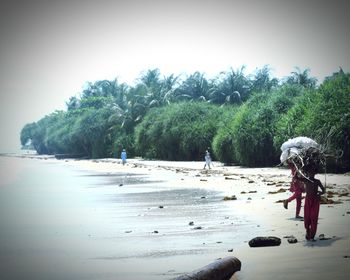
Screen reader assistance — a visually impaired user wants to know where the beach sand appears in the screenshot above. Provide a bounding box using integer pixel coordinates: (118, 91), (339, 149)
(60, 157), (350, 280)
(4, 155), (350, 279)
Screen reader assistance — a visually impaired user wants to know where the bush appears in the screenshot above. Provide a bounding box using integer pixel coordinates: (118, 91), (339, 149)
(227, 85), (305, 167)
(275, 72), (350, 171)
(135, 102), (223, 160)
(212, 107), (239, 164)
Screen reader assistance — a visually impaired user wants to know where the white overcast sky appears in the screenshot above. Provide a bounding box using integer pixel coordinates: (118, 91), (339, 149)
(0, 0), (349, 152)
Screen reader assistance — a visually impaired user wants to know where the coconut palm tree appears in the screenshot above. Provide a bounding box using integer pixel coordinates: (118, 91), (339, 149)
(251, 65), (279, 93)
(286, 67), (317, 89)
(176, 72), (211, 102)
(209, 66), (251, 105)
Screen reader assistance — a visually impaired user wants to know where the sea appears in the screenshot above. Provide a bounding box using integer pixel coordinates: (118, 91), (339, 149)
(0, 155), (255, 280)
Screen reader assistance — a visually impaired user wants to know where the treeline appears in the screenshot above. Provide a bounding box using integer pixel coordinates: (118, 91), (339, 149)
(20, 67), (350, 171)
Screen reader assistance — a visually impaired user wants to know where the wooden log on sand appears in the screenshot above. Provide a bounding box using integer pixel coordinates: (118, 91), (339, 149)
(173, 256), (241, 280)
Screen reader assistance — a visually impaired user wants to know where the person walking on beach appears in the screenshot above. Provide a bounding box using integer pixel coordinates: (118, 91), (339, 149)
(203, 150), (211, 169)
(301, 169), (325, 241)
(121, 149), (127, 165)
(283, 163), (304, 218)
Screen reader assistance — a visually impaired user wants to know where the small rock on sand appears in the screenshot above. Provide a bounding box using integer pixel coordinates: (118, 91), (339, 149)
(287, 237), (298, 244)
(319, 234), (331, 240)
(249, 236), (281, 247)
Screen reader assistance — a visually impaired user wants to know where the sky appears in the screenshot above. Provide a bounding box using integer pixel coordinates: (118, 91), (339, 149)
(0, 0), (349, 152)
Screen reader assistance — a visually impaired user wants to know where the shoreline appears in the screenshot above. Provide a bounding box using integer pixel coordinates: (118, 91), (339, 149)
(2, 154), (350, 279)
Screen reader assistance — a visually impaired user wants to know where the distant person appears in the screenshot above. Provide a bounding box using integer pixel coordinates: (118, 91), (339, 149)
(283, 163), (304, 218)
(121, 149), (127, 165)
(301, 168), (325, 241)
(203, 150), (211, 169)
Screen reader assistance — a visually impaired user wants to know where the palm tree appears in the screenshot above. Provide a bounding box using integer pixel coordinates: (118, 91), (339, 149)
(209, 66), (251, 105)
(251, 65), (279, 93)
(286, 67), (317, 89)
(137, 69), (163, 107)
(176, 72), (210, 102)
(160, 74), (180, 105)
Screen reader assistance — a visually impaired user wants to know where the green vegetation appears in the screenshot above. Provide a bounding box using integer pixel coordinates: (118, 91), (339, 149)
(20, 67), (350, 172)
(135, 102), (224, 160)
(274, 70), (350, 171)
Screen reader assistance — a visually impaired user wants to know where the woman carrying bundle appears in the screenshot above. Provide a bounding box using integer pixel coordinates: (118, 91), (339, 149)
(283, 162), (304, 219)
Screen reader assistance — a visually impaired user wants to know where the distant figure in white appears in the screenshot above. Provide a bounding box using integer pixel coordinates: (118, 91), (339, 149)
(203, 150), (211, 169)
(121, 149), (127, 165)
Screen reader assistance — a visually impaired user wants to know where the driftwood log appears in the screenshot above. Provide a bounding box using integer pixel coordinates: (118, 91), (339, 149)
(173, 256), (241, 280)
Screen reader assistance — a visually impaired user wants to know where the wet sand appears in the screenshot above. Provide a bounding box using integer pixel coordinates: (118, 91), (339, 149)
(1, 155), (350, 279)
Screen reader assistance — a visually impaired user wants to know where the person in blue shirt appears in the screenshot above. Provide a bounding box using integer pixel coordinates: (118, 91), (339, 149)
(121, 149), (127, 165)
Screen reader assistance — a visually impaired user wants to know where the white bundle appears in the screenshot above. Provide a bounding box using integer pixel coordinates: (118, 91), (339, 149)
(280, 136), (318, 164)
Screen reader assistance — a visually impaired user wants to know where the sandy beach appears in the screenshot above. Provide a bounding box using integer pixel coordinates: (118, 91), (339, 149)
(1, 155), (350, 279)
(57, 157), (350, 279)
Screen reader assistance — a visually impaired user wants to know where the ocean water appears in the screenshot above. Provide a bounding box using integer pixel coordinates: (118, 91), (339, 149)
(0, 156), (255, 280)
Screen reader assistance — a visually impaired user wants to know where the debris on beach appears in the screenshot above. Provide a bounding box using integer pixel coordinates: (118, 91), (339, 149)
(283, 235), (298, 244)
(268, 188), (287, 194)
(338, 192), (349, 197)
(173, 256), (241, 280)
(327, 190), (336, 198)
(248, 236), (281, 247)
(223, 195), (237, 201)
(287, 237), (298, 243)
(320, 197), (342, 204)
(319, 234), (331, 240)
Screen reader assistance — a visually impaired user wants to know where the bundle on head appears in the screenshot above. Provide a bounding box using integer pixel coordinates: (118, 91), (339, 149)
(280, 137), (326, 178)
(288, 146), (325, 176)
